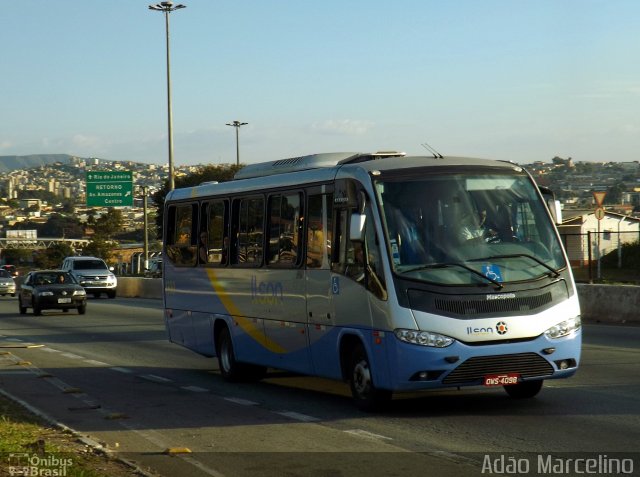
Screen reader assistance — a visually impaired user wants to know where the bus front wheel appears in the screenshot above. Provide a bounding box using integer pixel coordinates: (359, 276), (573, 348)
(348, 343), (391, 412)
(504, 380), (543, 399)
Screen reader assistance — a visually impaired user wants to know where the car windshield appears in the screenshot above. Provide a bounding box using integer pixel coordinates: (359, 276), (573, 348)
(374, 170), (567, 286)
(33, 272), (76, 285)
(74, 260), (108, 270)
(0, 270), (10, 278)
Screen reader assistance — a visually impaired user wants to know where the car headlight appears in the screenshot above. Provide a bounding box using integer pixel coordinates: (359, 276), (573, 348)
(394, 329), (455, 347)
(544, 316), (581, 339)
(40, 291), (54, 296)
(73, 290), (86, 296)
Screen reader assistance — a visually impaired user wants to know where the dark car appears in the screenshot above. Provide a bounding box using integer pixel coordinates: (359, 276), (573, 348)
(19, 270), (87, 316)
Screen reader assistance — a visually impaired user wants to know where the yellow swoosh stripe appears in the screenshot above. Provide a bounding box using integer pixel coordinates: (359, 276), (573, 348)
(205, 268), (286, 353)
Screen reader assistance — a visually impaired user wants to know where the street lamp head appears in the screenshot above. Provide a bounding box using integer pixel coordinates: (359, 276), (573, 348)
(226, 120), (248, 128)
(148, 2), (186, 12)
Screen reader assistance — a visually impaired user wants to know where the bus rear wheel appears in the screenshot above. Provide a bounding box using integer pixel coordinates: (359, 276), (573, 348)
(504, 379), (543, 399)
(348, 343), (391, 412)
(216, 327), (266, 382)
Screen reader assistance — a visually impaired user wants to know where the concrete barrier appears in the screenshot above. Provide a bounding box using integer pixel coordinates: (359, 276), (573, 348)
(114, 278), (638, 324)
(576, 283), (639, 324)
(116, 277), (163, 300)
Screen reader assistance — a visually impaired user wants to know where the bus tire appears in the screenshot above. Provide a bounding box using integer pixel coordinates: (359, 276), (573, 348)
(504, 379), (543, 399)
(217, 326), (244, 382)
(348, 343), (391, 412)
(216, 326), (266, 382)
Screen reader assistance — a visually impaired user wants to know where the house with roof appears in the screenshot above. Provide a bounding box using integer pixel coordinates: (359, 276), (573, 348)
(558, 210), (640, 265)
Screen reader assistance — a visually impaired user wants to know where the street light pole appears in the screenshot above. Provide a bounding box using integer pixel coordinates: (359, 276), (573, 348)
(226, 120), (248, 166)
(149, 1), (186, 191)
(142, 186), (149, 270)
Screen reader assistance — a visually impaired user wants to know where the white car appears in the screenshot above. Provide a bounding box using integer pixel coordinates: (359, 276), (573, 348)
(0, 269), (16, 297)
(61, 256), (117, 298)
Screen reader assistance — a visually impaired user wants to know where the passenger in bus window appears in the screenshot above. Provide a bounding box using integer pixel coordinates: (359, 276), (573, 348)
(198, 232), (208, 264)
(220, 236), (229, 265)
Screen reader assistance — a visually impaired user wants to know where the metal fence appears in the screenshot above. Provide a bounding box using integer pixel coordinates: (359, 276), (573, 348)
(560, 231), (640, 284)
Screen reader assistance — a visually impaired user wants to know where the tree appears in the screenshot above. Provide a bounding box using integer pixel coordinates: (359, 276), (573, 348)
(93, 209), (124, 239)
(39, 214), (84, 238)
(604, 182), (626, 205)
(152, 164), (244, 238)
(34, 243), (74, 269)
(82, 236), (115, 261)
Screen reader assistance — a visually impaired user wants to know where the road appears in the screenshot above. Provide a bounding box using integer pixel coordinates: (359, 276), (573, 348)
(0, 296), (638, 477)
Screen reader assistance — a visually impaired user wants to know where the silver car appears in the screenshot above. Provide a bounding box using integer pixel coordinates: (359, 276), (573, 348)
(0, 269), (16, 297)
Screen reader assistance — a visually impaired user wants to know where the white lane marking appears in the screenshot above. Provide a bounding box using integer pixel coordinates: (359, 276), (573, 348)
(84, 360), (109, 366)
(276, 411), (320, 422)
(223, 397), (259, 406)
(110, 367), (134, 374)
(140, 374), (172, 383)
(40, 348), (61, 353)
(60, 352), (84, 359)
(5, 338), (23, 342)
(181, 386), (209, 393)
(343, 429), (393, 441)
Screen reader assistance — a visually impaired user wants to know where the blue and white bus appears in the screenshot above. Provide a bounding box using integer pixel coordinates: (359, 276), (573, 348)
(162, 152), (581, 410)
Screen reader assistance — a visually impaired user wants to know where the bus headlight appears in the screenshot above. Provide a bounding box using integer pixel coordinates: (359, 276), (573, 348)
(544, 316), (581, 339)
(394, 329), (454, 348)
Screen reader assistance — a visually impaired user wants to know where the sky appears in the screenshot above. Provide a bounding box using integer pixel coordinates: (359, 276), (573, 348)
(1, 0), (639, 167)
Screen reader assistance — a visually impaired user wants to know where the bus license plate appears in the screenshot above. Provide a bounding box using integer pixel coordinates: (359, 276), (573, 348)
(58, 298), (72, 304)
(483, 373), (520, 386)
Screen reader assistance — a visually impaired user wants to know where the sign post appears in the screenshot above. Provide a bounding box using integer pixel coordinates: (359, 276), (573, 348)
(592, 191), (606, 280)
(86, 172), (134, 207)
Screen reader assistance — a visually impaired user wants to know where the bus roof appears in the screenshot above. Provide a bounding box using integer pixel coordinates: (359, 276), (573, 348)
(165, 153), (522, 202)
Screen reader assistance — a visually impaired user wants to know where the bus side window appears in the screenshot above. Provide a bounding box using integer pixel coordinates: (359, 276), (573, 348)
(306, 193), (333, 269)
(235, 197), (264, 266)
(204, 200), (228, 266)
(331, 209), (349, 274)
(363, 206), (387, 300)
(267, 192), (302, 267)
(166, 203), (197, 266)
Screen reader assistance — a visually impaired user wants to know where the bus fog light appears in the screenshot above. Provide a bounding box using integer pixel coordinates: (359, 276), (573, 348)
(544, 316), (581, 339)
(554, 359), (576, 370)
(394, 329), (454, 348)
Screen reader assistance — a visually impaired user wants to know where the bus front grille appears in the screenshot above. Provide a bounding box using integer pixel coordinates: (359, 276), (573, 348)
(442, 352), (554, 385)
(434, 292), (553, 316)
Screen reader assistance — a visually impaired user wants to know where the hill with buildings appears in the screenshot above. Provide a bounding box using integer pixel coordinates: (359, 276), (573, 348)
(0, 154), (77, 173)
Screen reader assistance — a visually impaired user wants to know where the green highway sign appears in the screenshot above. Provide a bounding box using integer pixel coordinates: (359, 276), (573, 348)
(86, 171), (134, 207)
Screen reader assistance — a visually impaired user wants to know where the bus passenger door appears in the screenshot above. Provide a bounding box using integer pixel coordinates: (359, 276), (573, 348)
(305, 191), (343, 379)
(260, 191), (312, 374)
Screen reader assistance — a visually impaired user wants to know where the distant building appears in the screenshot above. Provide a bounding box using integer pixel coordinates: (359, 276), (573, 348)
(558, 211), (640, 266)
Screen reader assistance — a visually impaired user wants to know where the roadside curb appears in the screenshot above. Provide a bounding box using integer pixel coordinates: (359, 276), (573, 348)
(0, 386), (158, 477)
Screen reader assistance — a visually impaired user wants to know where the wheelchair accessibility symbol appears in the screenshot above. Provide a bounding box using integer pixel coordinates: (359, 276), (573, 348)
(482, 264), (503, 283)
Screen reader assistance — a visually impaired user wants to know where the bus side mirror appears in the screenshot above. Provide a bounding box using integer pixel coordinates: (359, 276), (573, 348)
(350, 213), (366, 242)
(548, 199), (562, 225)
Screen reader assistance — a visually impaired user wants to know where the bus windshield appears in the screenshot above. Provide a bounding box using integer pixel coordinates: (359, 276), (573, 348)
(375, 171), (566, 286)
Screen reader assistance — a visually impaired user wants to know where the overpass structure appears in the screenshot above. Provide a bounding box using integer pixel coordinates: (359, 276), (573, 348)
(0, 238), (89, 250)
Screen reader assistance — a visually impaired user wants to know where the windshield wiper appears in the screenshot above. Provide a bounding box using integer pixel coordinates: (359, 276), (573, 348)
(401, 262), (503, 289)
(469, 254), (560, 278)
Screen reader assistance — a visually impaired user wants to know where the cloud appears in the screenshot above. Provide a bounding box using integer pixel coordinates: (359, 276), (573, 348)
(71, 134), (103, 149)
(311, 119), (374, 136)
